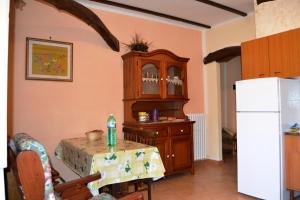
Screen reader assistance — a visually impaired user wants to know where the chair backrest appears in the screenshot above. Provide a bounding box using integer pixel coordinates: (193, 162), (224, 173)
(123, 127), (137, 142)
(12, 133), (56, 200)
(136, 130), (156, 146)
(123, 127), (156, 146)
(7, 139), (23, 198)
(17, 151), (45, 200)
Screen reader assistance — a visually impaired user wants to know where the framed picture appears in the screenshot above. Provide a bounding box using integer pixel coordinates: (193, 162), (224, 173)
(26, 37), (73, 81)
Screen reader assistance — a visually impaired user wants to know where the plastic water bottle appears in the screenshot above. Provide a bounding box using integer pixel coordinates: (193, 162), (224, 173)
(107, 114), (117, 146)
(153, 108), (158, 121)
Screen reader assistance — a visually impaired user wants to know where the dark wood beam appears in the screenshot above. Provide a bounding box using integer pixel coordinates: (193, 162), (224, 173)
(90, 0), (211, 29)
(257, 0), (275, 5)
(203, 46), (241, 64)
(41, 0), (120, 51)
(195, 0), (247, 17)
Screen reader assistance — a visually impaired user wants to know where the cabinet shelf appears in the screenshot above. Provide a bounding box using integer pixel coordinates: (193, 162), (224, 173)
(166, 77), (183, 86)
(142, 77), (159, 84)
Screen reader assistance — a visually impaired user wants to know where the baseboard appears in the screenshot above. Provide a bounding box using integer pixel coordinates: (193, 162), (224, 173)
(194, 159), (224, 164)
(205, 155), (223, 161)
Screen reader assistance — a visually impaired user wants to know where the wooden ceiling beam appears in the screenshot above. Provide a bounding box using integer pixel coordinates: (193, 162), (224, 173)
(41, 0), (120, 51)
(195, 0), (247, 17)
(203, 46), (241, 64)
(257, 0), (275, 5)
(90, 0), (211, 29)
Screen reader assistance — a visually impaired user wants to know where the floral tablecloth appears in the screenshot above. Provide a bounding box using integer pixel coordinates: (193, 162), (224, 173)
(55, 137), (165, 190)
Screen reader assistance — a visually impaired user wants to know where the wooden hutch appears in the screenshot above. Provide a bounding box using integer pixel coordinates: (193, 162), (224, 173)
(122, 49), (194, 176)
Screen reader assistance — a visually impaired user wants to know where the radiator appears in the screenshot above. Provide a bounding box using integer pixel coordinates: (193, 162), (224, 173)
(187, 113), (206, 160)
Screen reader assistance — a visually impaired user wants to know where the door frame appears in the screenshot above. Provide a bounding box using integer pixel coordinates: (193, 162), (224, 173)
(203, 46), (241, 161)
(0, 0), (10, 198)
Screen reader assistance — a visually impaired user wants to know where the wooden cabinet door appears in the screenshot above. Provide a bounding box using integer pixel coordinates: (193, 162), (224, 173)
(155, 137), (171, 174)
(170, 135), (193, 172)
(241, 37), (270, 80)
(164, 61), (187, 99)
(142, 126), (171, 173)
(137, 58), (162, 99)
(269, 28), (300, 78)
(285, 135), (300, 191)
(268, 31), (290, 77)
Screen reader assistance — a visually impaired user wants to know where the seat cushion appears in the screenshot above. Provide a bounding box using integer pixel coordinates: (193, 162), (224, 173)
(14, 133), (56, 200)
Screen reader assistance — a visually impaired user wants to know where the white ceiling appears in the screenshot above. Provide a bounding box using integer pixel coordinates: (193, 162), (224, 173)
(101, 0), (255, 28)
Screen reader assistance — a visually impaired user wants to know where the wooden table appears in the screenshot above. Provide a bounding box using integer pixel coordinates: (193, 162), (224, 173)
(55, 137), (165, 194)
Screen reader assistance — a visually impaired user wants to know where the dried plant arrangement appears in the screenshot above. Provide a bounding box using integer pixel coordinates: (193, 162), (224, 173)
(124, 33), (152, 52)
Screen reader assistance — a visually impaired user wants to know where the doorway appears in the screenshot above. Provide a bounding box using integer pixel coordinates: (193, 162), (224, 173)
(220, 56), (241, 158)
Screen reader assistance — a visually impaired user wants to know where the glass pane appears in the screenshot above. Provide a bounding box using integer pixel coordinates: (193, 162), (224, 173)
(167, 66), (183, 96)
(142, 63), (160, 95)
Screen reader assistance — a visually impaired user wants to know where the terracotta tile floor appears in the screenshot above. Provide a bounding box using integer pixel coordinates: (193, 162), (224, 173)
(7, 154), (255, 200)
(150, 154), (255, 200)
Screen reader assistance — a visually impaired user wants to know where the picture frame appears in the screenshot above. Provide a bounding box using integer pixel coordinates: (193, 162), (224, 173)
(26, 37), (73, 81)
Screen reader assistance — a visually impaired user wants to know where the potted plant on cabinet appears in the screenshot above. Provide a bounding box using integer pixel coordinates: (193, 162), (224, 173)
(124, 33), (151, 52)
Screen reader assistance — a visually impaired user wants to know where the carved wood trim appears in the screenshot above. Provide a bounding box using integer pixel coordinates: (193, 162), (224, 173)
(122, 49), (190, 62)
(203, 46), (241, 64)
(40, 0), (120, 51)
(195, 0), (247, 17)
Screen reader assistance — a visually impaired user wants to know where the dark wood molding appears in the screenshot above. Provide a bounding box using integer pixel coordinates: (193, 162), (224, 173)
(90, 0), (211, 29)
(122, 49), (190, 62)
(257, 0), (275, 5)
(41, 0), (120, 51)
(203, 46), (241, 64)
(195, 0), (247, 17)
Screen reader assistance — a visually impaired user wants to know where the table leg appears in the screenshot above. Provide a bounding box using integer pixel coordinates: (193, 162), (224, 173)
(111, 182), (130, 198)
(290, 190), (294, 200)
(146, 179), (152, 200)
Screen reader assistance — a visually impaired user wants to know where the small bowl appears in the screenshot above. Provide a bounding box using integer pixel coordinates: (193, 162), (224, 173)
(85, 129), (103, 141)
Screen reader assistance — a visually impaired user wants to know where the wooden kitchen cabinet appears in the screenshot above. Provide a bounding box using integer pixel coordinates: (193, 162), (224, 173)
(125, 122), (194, 175)
(241, 37), (270, 80)
(269, 28), (300, 78)
(122, 49), (194, 176)
(241, 27), (300, 80)
(122, 49), (189, 100)
(284, 134), (300, 199)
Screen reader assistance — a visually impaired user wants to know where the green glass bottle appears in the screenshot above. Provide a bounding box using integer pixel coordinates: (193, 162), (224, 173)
(107, 114), (117, 146)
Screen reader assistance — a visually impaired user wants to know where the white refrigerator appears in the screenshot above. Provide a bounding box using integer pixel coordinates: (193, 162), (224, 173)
(236, 77), (300, 200)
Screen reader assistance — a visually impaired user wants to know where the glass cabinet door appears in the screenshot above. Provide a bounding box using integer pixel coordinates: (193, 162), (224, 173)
(166, 65), (185, 97)
(140, 62), (161, 97)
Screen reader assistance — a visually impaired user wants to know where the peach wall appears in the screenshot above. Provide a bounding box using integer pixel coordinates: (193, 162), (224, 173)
(11, 1), (203, 178)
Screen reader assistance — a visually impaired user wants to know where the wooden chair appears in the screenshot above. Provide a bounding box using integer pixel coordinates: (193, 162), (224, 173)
(123, 127), (157, 200)
(123, 127), (157, 146)
(8, 133), (144, 200)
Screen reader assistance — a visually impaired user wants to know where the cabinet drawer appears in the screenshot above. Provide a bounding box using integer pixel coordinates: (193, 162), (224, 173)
(170, 124), (191, 136)
(143, 126), (168, 137)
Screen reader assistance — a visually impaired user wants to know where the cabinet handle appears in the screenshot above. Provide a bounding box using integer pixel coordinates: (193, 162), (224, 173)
(274, 72), (281, 74)
(155, 131), (159, 135)
(171, 154), (175, 158)
(166, 155), (170, 159)
(258, 74), (265, 77)
(160, 78), (163, 81)
(180, 129), (184, 133)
